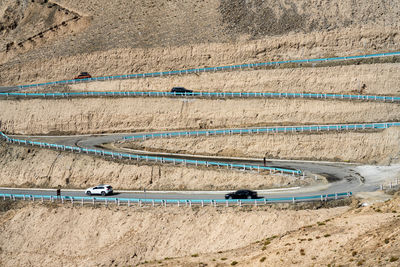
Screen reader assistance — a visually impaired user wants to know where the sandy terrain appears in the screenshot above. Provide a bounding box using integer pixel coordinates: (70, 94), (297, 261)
(1, 0), (399, 266)
(121, 127), (400, 165)
(66, 62), (400, 96)
(1, 98), (399, 135)
(1, 0), (400, 85)
(0, 194), (398, 266)
(0, 200), (348, 266)
(152, 194), (400, 267)
(0, 142), (314, 190)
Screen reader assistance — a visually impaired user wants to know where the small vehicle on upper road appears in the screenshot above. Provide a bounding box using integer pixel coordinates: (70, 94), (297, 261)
(74, 72), (92, 79)
(85, 184), (113, 196)
(225, 189), (258, 199)
(171, 87), (193, 95)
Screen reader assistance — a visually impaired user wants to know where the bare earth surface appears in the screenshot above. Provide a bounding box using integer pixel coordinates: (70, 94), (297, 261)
(122, 127), (400, 165)
(0, 142), (313, 190)
(65, 63), (400, 96)
(1, 0), (400, 266)
(1, 98), (399, 135)
(0, 194), (399, 266)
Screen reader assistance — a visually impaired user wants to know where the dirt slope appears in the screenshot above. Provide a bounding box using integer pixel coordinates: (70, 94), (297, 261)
(0, 201), (348, 267)
(65, 62), (400, 96)
(1, 98), (399, 135)
(0, 195), (399, 266)
(1, 0), (399, 85)
(122, 127), (400, 165)
(0, 142), (313, 190)
(153, 195), (400, 267)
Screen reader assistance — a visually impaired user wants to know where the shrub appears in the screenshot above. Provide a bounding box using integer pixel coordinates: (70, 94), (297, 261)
(300, 249), (305, 256)
(352, 251), (357, 256)
(384, 238), (389, 244)
(191, 254), (199, 257)
(260, 257), (266, 262)
(221, 257), (227, 261)
(231, 261), (238, 265)
(324, 234), (331, 238)
(389, 256), (398, 262)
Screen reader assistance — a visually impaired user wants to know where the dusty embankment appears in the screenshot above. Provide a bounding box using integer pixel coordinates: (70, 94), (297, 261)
(0, 0), (400, 85)
(121, 127), (400, 165)
(153, 194), (400, 267)
(65, 62), (400, 96)
(0, 142), (313, 190)
(1, 98), (399, 135)
(1, 195), (399, 267)
(0, 200), (349, 267)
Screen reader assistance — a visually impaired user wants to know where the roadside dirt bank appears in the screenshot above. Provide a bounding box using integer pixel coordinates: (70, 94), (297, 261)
(0, 142), (316, 190)
(66, 62), (400, 96)
(1, 98), (399, 135)
(0, 195), (399, 266)
(121, 127), (400, 165)
(0, 200), (349, 266)
(147, 194), (400, 267)
(1, 26), (399, 86)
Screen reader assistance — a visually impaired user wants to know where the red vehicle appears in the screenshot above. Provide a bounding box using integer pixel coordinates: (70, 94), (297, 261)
(74, 72), (92, 79)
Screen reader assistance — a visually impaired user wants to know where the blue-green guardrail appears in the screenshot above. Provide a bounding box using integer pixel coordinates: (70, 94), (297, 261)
(1, 91), (400, 102)
(0, 132), (301, 176)
(0, 192), (352, 205)
(16, 51), (400, 89)
(123, 122), (400, 141)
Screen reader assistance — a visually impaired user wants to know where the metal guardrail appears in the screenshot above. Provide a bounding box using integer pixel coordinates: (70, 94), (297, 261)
(123, 122), (400, 141)
(0, 192), (352, 206)
(1, 91), (400, 102)
(0, 132), (301, 176)
(16, 51), (400, 89)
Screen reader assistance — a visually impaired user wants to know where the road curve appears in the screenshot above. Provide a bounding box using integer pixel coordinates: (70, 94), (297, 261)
(6, 127), (385, 200)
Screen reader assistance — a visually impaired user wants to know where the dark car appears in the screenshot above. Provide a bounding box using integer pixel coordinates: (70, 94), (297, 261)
(74, 72), (92, 79)
(225, 189), (258, 199)
(171, 87), (193, 94)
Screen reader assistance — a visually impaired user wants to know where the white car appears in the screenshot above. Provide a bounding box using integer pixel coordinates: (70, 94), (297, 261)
(85, 184), (113, 196)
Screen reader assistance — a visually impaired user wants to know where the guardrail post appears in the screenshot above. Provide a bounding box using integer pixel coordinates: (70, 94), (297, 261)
(92, 198), (95, 206)
(41, 196), (44, 203)
(152, 200), (155, 207)
(3, 195), (5, 200)
(292, 197), (295, 204)
(320, 195), (323, 202)
(71, 197), (74, 205)
(335, 193), (338, 200)
(81, 198), (84, 206)
(380, 184), (383, 190)
(238, 200), (241, 207)
(254, 200), (257, 207)
(226, 200), (229, 207)
(61, 197), (63, 204)
(105, 199), (108, 206)
(128, 199), (130, 207)
(189, 200), (192, 207)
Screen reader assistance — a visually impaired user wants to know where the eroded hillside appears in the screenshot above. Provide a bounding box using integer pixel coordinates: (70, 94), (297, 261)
(0, 0), (399, 85)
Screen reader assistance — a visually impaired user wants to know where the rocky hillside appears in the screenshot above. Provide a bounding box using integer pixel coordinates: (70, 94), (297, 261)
(0, 0), (399, 85)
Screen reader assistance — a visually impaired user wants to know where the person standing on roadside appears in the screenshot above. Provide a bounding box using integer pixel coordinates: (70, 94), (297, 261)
(56, 185), (61, 200)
